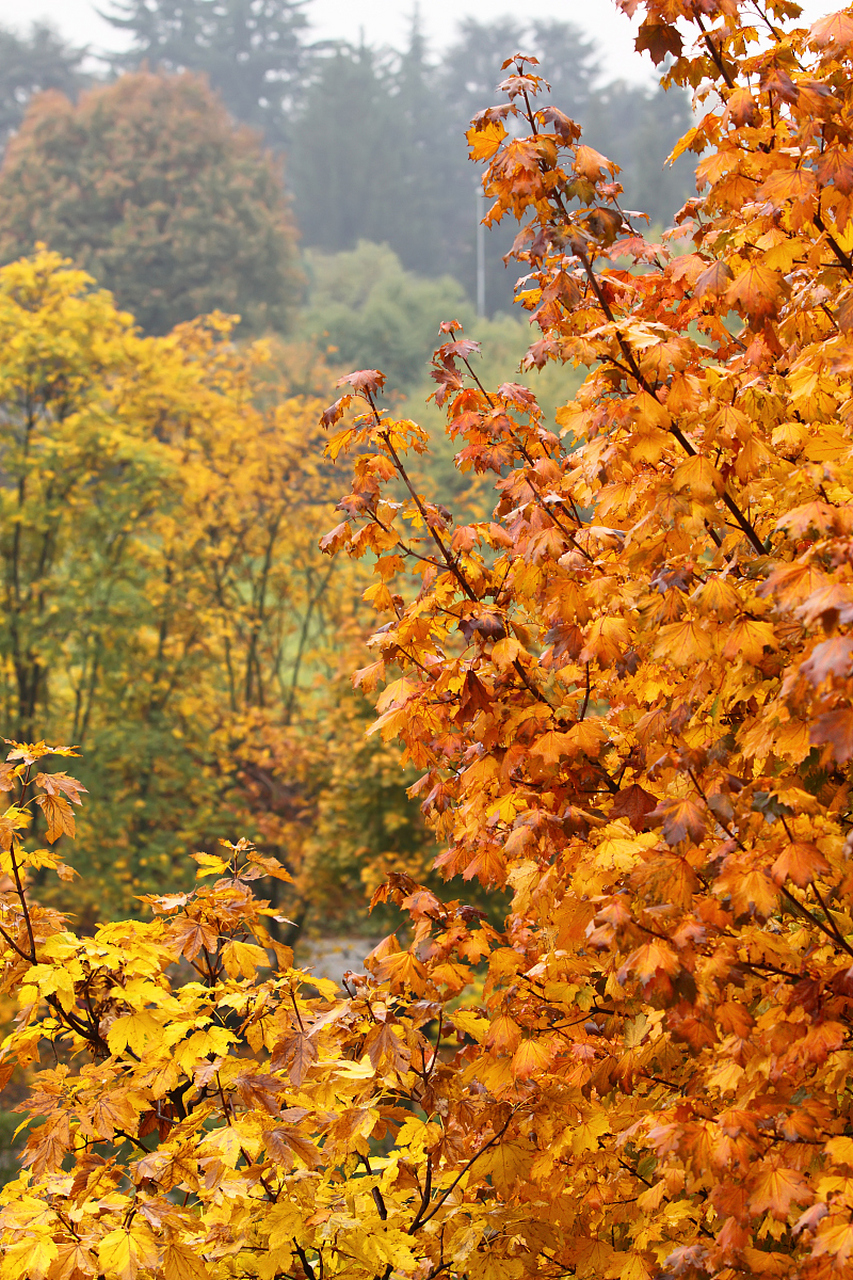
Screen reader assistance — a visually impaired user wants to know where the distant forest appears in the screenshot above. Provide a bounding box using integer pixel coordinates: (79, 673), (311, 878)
(0, 0), (695, 316)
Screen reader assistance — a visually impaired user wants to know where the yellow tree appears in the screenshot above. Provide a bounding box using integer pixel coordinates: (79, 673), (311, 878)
(0, 250), (385, 921)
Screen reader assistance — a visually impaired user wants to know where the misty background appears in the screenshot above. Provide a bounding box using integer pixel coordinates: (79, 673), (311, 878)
(0, 0), (698, 331)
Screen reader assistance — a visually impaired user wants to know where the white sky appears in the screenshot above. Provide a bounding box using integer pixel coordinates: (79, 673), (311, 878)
(0, 0), (834, 82)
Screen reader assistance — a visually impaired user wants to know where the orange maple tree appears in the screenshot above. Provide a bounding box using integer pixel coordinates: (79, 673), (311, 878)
(4, 3), (853, 1280)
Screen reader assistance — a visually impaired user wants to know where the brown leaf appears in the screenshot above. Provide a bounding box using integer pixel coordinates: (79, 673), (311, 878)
(35, 771), (86, 805)
(168, 915), (219, 961)
(335, 369), (386, 395)
(647, 797), (707, 845)
(364, 1020), (411, 1073)
(609, 784), (658, 832)
(811, 708), (853, 763)
(635, 20), (683, 64)
(271, 1030), (318, 1086)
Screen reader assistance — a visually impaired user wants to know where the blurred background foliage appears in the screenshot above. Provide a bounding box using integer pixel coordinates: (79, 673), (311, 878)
(0, 0), (692, 939)
(0, 2), (696, 321)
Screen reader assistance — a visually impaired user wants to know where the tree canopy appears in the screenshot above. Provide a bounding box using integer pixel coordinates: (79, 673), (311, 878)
(0, 72), (301, 335)
(0, 20), (88, 150)
(102, 0), (309, 149)
(0, 248), (433, 929)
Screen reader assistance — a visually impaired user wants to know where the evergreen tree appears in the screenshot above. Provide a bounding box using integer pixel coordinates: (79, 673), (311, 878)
(101, 0), (309, 147)
(287, 43), (408, 258)
(0, 21), (88, 149)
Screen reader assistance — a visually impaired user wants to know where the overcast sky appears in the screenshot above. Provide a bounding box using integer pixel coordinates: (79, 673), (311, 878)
(0, 0), (833, 83)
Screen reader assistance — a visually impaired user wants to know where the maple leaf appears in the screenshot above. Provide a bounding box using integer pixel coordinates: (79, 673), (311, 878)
(169, 915), (219, 960)
(726, 264), (785, 320)
(801, 637), (853, 684)
(748, 1167), (811, 1219)
(771, 842), (830, 888)
(722, 618), (777, 664)
(35, 771), (86, 804)
(672, 454), (724, 501)
(695, 259), (734, 297)
(635, 21), (683, 63)
(466, 121), (508, 161)
(163, 1243), (211, 1280)
(810, 11), (853, 48)
(271, 1030), (318, 1086)
(574, 145), (616, 181)
(34, 793), (76, 843)
(97, 1228), (151, 1280)
(811, 709), (853, 762)
(511, 1037), (554, 1080)
(647, 797), (706, 845)
(652, 621), (713, 666)
(609, 784), (658, 832)
(365, 1020), (411, 1073)
(336, 369), (386, 395)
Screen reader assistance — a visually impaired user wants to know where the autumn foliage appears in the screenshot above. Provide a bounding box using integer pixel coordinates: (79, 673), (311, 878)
(6, 2), (853, 1280)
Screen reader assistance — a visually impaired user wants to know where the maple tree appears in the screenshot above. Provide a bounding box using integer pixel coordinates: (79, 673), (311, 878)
(317, 2), (853, 1276)
(8, 3), (853, 1280)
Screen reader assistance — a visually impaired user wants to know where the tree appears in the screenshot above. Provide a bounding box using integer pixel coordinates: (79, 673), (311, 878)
(318, 3), (853, 1274)
(101, 0), (310, 149)
(286, 44), (412, 263)
(7, 4), (853, 1279)
(0, 249), (415, 928)
(0, 21), (87, 151)
(299, 241), (474, 394)
(0, 72), (301, 335)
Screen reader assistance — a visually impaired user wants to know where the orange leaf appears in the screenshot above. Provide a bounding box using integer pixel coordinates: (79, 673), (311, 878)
(35, 793), (75, 844)
(647, 797), (706, 845)
(511, 1037), (553, 1080)
(653, 620), (713, 665)
(771, 842), (830, 888)
(466, 121), (507, 162)
(726, 264), (785, 319)
(748, 1167), (810, 1219)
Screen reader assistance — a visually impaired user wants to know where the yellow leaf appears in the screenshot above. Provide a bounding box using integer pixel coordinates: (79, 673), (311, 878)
(97, 1230), (139, 1280)
(162, 1242), (211, 1280)
(1, 1235), (57, 1280)
(221, 939), (269, 980)
(107, 1010), (161, 1056)
(826, 1136), (853, 1165)
(619, 1254), (653, 1280)
(491, 636), (522, 670)
(571, 1110), (610, 1155)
